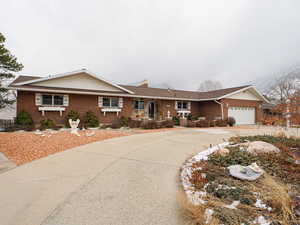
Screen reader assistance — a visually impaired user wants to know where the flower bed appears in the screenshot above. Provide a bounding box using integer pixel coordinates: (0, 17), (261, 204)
(180, 135), (300, 225)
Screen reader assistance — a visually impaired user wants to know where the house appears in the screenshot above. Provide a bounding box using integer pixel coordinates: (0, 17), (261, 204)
(8, 69), (268, 126)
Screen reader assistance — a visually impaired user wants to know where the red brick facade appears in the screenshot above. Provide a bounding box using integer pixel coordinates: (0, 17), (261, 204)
(17, 91), (263, 125)
(221, 98), (263, 122)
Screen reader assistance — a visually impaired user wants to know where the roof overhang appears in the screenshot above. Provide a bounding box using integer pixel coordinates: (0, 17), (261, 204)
(9, 86), (207, 101)
(216, 85), (269, 103)
(13, 69), (135, 94)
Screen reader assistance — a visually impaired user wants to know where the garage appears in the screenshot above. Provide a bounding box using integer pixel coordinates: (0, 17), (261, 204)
(228, 107), (255, 125)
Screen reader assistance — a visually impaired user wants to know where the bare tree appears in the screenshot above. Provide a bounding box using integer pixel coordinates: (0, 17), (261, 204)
(198, 80), (223, 92)
(267, 69), (300, 103)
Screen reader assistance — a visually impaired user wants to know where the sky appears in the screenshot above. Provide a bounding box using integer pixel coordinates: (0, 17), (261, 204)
(1, 0), (300, 91)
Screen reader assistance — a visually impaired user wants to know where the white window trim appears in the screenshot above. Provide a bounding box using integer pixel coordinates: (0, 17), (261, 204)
(41, 94), (64, 106)
(38, 106), (65, 116)
(101, 108), (121, 116)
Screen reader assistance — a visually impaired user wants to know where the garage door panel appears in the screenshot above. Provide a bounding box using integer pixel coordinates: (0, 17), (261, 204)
(228, 107), (255, 125)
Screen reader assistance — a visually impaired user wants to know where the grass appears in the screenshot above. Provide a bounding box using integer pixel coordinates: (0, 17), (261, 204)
(180, 135), (300, 225)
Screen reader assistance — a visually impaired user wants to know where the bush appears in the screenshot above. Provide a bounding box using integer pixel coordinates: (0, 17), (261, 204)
(128, 118), (142, 128)
(120, 116), (130, 127)
(227, 117), (236, 127)
(141, 120), (158, 129)
(187, 120), (196, 127)
(83, 111), (99, 128)
(111, 118), (122, 129)
(16, 111), (33, 126)
(161, 120), (174, 128)
(215, 119), (227, 127)
(65, 110), (80, 127)
(196, 119), (210, 128)
(172, 116), (180, 126)
(40, 119), (55, 129)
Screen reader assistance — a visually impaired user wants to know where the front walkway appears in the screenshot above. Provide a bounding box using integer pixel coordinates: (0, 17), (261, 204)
(0, 128), (257, 225)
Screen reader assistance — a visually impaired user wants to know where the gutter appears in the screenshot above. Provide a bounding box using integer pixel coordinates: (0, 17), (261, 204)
(214, 100), (224, 119)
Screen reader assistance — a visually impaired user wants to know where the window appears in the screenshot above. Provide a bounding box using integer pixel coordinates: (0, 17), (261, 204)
(134, 100), (144, 110)
(42, 94), (64, 106)
(177, 101), (188, 110)
(54, 95), (63, 105)
(102, 97), (119, 107)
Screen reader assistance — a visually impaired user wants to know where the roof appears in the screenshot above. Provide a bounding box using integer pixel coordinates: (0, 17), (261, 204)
(120, 84), (252, 100)
(9, 73), (266, 102)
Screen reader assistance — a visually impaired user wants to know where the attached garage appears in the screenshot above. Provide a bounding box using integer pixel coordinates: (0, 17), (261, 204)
(228, 107), (256, 125)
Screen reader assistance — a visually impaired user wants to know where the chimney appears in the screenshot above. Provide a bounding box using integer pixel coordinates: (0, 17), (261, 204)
(137, 79), (149, 88)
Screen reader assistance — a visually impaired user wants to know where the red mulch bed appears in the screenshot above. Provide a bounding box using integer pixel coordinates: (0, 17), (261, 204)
(0, 128), (180, 165)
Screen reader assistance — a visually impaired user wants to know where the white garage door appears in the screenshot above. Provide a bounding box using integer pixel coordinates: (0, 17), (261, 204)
(228, 107), (255, 125)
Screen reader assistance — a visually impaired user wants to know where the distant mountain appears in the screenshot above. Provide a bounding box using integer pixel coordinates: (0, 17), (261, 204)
(247, 68), (300, 95)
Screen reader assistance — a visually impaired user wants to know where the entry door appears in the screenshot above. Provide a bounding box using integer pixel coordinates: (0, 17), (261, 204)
(148, 102), (155, 119)
(228, 107), (255, 125)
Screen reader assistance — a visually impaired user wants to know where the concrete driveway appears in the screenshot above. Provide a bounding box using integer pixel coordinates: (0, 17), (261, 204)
(0, 128), (254, 225)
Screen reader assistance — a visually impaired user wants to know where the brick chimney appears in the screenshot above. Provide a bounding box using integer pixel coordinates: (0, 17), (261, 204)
(137, 80), (149, 88)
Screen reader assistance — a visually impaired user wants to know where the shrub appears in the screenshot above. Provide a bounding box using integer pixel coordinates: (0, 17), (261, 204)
(16, 111), (33, 126)
(111, 118), (122, 129)
(187, 120), (197, 127)
(141, 120), (158, 129)
(83, 111), (99, 128)
(128, 119), (142, 128)
(227, 117), (236, 127)
(65, 110), (80, 127)
(161, 120), (174, 128)
(172, 116), (180, 126)
(196, 119), (210, 128)
(40, 119), (55, 129)
(120, 116), (130, 127)
(215, 119), (227, 127)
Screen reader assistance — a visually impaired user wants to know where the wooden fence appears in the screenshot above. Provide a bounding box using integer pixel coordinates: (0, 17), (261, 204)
(0, 119), (15, 130)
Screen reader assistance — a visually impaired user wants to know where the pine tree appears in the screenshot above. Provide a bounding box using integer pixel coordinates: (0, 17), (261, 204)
(0, 32), (23, 109)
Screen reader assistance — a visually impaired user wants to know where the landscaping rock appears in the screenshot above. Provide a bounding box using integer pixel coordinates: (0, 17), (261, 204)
(228, 163), (264, 181)
(246, 141), (280, 155)
(214, 148), (229, 156)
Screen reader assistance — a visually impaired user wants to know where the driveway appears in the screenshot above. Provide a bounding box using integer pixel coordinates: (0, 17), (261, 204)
(0, 128), (255, 225)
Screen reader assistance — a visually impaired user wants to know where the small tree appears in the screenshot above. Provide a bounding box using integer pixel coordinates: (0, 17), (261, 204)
(65, 110), (81, 127)
(0, 33), (23, 109)
(198, 80), (223, 92)
(83, 111), (99, 128)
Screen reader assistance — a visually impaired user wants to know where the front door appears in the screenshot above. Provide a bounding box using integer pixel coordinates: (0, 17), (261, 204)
(148, 101), (155, 119)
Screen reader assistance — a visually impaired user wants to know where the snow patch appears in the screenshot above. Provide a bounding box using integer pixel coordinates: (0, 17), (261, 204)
(180, 142), (229, 205)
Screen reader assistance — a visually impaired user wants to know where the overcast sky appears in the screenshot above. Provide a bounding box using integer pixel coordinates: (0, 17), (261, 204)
(2, 1), (300, 91)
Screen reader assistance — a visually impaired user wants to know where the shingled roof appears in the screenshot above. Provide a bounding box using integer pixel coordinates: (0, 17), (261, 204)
(9, 75), (253, 101)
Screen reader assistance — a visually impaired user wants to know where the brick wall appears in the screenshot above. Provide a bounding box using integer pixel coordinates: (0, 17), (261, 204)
(16, 91), (264, 125)
(221, 98), (263, 122)
(198, 101), (222, 120)
(17, 91), (132, 125)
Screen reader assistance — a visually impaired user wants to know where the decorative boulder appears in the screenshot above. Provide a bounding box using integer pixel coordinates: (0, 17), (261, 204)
(246, 141), (280, 155)
(214, 148), (230, 156)
(228, 163), (264, 181)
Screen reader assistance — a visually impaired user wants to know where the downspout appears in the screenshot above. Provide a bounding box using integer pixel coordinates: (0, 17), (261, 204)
(214, 100), (224, 120)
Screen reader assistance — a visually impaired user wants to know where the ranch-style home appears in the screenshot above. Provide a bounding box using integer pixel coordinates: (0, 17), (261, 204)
(8, 69), (268, 125)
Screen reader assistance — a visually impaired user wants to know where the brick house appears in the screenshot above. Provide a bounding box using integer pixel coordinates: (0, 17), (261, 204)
(8, 69), (268, 125)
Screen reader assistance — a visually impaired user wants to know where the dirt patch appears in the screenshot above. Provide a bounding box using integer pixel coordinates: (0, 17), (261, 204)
(0, 128), (181, 165)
